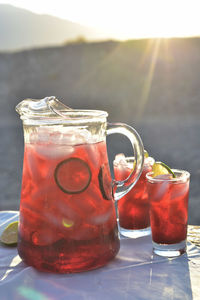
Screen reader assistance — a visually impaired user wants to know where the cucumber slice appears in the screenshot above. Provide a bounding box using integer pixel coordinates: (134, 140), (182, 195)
(98, 163), (113, 200)
(54, 158), (92, 194)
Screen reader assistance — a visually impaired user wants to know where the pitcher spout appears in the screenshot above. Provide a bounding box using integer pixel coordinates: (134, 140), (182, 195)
(15, 96), (71, 119)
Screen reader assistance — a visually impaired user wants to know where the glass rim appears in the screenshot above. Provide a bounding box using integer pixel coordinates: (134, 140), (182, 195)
(18, 109), (108, 120)
(18, 109), (109, 126)
(146, 169), (190, 183)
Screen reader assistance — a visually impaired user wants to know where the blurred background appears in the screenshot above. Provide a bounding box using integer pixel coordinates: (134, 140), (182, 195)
(0, 0), (199, 224)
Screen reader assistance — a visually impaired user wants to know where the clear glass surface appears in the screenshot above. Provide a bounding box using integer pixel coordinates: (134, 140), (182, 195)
(113, 156), (154, 238)
(16, 97), (144, 272)
(146, 169), (190, 257)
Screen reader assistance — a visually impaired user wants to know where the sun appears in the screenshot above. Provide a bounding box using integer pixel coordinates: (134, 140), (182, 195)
(103, 0), (200, 40)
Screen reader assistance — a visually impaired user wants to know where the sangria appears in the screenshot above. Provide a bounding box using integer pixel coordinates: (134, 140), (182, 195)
(113, 154), (154, 238)
(146, 169), (190, 257)
(16, 97), (144, 273)
(18, 131), (119, 273)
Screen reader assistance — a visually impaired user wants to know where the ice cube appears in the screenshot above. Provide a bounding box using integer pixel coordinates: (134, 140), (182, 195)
(35, 144), (74, 159)
(61, 128), (93, 145)
(115, 153), (126, 162)
(30, 126), (94, 146)
(170, 182), (189, 201)
(29, 127), (50, 143)
(145, 156), (155, 166)
(30, 127), (63, 144)
(32, 228), (61, 246)
(37, 127), (52, 143)
(29, 131), (38, 143)
(26, 147), (43, 181)
(153, 181), (170, 202)
(114, 153), (130, 169)
(88, 207), (113, 225)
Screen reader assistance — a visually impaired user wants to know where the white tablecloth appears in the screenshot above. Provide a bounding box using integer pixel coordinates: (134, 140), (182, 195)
(0, 211), (200, 300)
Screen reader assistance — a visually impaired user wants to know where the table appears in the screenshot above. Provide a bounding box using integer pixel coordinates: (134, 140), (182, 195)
(0, 211), (200, 300)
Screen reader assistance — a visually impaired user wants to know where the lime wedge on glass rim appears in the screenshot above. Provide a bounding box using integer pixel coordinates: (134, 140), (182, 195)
(0, 221), (18, 246)
(152, 161), (176, 178)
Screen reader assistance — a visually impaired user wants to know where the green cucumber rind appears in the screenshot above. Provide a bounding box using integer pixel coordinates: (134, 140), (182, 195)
(98, 164), (113, 200)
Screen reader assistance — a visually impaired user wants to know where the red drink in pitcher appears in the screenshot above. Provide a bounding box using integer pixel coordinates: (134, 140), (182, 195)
(18, 139), (119, 273)
(16, 97), (144, 272)
(114, 155), (154, 238)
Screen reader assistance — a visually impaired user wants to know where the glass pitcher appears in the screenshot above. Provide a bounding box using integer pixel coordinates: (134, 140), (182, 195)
(16, 96), (144, 273)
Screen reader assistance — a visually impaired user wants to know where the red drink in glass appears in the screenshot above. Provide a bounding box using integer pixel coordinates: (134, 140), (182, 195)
(114, 156), (154, 238)
(18, 140), (119, 273)
(146, 170), (190, 257)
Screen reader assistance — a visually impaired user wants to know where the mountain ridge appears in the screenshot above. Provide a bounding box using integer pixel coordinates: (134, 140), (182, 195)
(0, 4), (108, 51)
(0, 38), (200, 124)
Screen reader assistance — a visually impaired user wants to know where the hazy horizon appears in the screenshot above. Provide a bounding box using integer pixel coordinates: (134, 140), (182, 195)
(1, 3), (200, 53)
(1, 1), (200, 40)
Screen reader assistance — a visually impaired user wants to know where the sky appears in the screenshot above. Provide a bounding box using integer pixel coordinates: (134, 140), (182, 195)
(0, 0), (200, 39)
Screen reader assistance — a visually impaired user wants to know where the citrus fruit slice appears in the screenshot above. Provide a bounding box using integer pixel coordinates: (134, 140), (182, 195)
(144, 150), (149, 158)
(98, 163), (113, 200)
(54, 158), (91, 194)
(0, 221), (18, 245)
(152, 161), (176, 178)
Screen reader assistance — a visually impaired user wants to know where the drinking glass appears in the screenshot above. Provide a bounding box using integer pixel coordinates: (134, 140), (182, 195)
(113, 155), (154, 238)
(146, 170), (190, 257)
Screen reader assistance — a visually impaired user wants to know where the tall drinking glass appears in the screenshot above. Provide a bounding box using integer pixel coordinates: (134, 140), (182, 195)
(113, 155), (154, 238)
(146, 170), (190, 257)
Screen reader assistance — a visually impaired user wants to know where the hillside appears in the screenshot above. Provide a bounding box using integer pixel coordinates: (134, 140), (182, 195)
(0, 4), (107, 51)
(0, 38), (200, 123)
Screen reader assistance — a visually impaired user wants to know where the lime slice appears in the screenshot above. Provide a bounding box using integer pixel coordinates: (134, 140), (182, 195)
(144, 150), (149, 158)
(152, 161), (176, 178)
(0, 221), (18, 245)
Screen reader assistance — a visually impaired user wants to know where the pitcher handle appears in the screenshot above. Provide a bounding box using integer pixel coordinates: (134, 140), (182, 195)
(107, 122), (144, 201)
